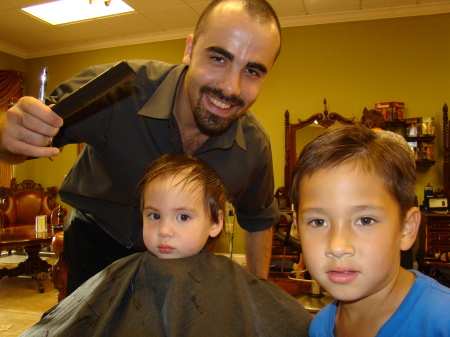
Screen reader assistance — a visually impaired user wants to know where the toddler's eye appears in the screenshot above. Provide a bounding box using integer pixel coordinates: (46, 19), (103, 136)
(177, 214), (190, 222)
(357, 217), (375, 226)
(148, 213), (160, 220)
(309, 219), (327, 227)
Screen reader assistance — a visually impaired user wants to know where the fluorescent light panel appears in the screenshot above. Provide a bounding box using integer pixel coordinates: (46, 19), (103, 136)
(21, 0), (135, 25)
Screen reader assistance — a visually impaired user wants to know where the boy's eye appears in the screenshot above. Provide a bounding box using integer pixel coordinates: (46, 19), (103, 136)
(177, 214), (190, 222)
(148, 213), (160, 220)
(357, 217), (375, 226)
(309, 219), (327, 227)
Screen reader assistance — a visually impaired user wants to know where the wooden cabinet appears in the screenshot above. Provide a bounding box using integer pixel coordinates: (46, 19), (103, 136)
(421, 212), (450, 256)
(418, 212), (450, 286)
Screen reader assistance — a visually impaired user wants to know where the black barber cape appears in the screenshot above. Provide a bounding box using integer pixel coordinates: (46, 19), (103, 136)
(21, 252), (311, 337)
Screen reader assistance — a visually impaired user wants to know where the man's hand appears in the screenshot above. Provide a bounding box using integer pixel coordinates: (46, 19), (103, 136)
(0, 96), (63, 164)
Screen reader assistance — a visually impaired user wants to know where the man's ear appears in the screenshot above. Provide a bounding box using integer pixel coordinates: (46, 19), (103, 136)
(209, 210), (224, 238)
(182, 34), (194, 66)
(400, 207), (421, 251)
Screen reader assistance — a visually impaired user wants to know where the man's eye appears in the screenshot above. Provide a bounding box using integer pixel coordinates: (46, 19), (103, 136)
(211, 56), (225, 63)
(148, 213), (160, 220)
(309, 219), (327, 227)
(177, 214), (190, 221)
(246, 68), (260, 77)
(357, 217), (375, 226)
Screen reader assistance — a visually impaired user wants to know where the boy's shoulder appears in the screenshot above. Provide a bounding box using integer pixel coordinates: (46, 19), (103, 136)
(408, 269), (450, 302)
(378, 270), (450, 336)
(310, 271), (450, 337)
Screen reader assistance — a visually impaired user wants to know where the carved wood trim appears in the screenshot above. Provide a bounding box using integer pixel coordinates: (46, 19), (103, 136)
(283, 99), (355, 201)
(2, 178), (59, 210)
(443, 103), (449, 200)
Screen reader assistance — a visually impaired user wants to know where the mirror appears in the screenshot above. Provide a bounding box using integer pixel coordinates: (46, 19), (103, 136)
(278, 99), (356, 209)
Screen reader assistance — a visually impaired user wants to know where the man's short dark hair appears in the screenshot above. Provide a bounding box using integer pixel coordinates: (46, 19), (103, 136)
(193, 0), (281, 57)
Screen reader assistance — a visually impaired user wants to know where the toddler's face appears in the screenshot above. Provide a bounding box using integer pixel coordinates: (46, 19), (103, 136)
(295, 164), (414, 303)
(142, 174), (222, 259)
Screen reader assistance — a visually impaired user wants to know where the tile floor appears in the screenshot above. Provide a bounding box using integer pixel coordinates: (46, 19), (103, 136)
(0, 254), (58, 337)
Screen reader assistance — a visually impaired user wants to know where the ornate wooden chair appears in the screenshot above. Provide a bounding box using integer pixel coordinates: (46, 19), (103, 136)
(0, 178), (67, 294)
(0, 178), (66, 229)
(51, 231), (67, 302)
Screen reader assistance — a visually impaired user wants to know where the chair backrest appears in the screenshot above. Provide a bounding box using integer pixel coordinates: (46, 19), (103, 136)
(0, 179), (60, 228)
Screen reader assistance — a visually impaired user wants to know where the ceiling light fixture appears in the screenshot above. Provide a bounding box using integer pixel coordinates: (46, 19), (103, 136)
(21, 0), (134, 25)
(89, 0), (111, 6)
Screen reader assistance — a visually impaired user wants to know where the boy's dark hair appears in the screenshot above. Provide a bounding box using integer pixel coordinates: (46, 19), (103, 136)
(360, 109), (386, 130)
(290, 125), (416, 220)
(193, 0), (281, 58)
(137, 153), (228, 241)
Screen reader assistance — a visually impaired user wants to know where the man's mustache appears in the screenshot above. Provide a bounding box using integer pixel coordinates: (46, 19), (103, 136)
(200, 86), (245, 108)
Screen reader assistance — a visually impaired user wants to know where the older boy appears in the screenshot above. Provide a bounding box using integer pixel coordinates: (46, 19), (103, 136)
(20, 154), (311, 337)
(290, 126), (450, 337)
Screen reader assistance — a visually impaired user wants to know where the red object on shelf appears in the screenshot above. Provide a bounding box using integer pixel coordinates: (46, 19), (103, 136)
(375, 101), (406, 121)
(375, 102), (391, 109)
(390, 102), (405, 108)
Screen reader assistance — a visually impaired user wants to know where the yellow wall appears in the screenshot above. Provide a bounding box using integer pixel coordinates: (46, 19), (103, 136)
(9, 13), (450, 254)
(0, 50), (26, 71)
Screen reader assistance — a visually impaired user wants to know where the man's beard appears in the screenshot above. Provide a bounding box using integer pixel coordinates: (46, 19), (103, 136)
(193, 86), (245, 137)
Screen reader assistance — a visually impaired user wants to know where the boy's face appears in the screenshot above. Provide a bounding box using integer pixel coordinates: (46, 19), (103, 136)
(142, 173), (223, 259)
(294, 164), (418, 303)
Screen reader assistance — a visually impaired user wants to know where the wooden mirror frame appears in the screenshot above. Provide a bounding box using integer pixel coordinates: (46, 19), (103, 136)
(282, 99), (356, 206)
(443, 103), (449, 200)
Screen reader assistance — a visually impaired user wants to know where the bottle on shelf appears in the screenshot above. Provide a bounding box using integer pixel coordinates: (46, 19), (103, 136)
(424, 183), (434, 211)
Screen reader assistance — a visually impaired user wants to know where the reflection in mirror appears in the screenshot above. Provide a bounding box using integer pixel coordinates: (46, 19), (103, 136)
(278, 99), (356, 209)
(295, 123), (345, 160)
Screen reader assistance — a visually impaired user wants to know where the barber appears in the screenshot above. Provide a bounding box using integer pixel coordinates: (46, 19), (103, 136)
(0, 0), (281, 295)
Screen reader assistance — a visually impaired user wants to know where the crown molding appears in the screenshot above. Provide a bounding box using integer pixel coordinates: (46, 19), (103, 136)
(24, 28), (193, 59)
(280, 2), (450, 28)
(2, 2), (450, 59)
(0, 42), (27, 59)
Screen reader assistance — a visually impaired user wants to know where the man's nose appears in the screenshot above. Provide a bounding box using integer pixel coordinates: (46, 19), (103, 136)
(218, 69), (241, 97)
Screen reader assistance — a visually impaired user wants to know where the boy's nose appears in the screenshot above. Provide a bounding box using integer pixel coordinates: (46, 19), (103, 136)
(325, 226), (355, 258)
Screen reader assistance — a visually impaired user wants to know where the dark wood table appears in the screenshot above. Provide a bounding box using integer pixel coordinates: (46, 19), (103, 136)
(0, 225), (59, 293)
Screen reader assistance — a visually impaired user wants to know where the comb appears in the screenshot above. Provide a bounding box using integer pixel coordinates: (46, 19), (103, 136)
(51, 60), (136, 120)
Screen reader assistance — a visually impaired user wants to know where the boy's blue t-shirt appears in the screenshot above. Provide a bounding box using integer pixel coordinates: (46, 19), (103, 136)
(310, 270), (450, 337)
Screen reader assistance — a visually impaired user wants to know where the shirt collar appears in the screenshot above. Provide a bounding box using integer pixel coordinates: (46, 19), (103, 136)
(138, 64), (185, 119)
(138, 64), (246, 152)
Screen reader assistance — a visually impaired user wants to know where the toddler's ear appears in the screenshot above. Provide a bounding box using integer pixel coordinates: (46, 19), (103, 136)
(400, 207), (421, 251)
(209, 210), (224, 238)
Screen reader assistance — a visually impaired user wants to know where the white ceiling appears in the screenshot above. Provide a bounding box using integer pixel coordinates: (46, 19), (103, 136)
(1, 0), (450, 59)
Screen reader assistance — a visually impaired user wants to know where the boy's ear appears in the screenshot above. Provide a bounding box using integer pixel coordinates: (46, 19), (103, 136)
(400, 207), (421, 251)
(209, 210), (224, 238)
(182, 34), (194, 65)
